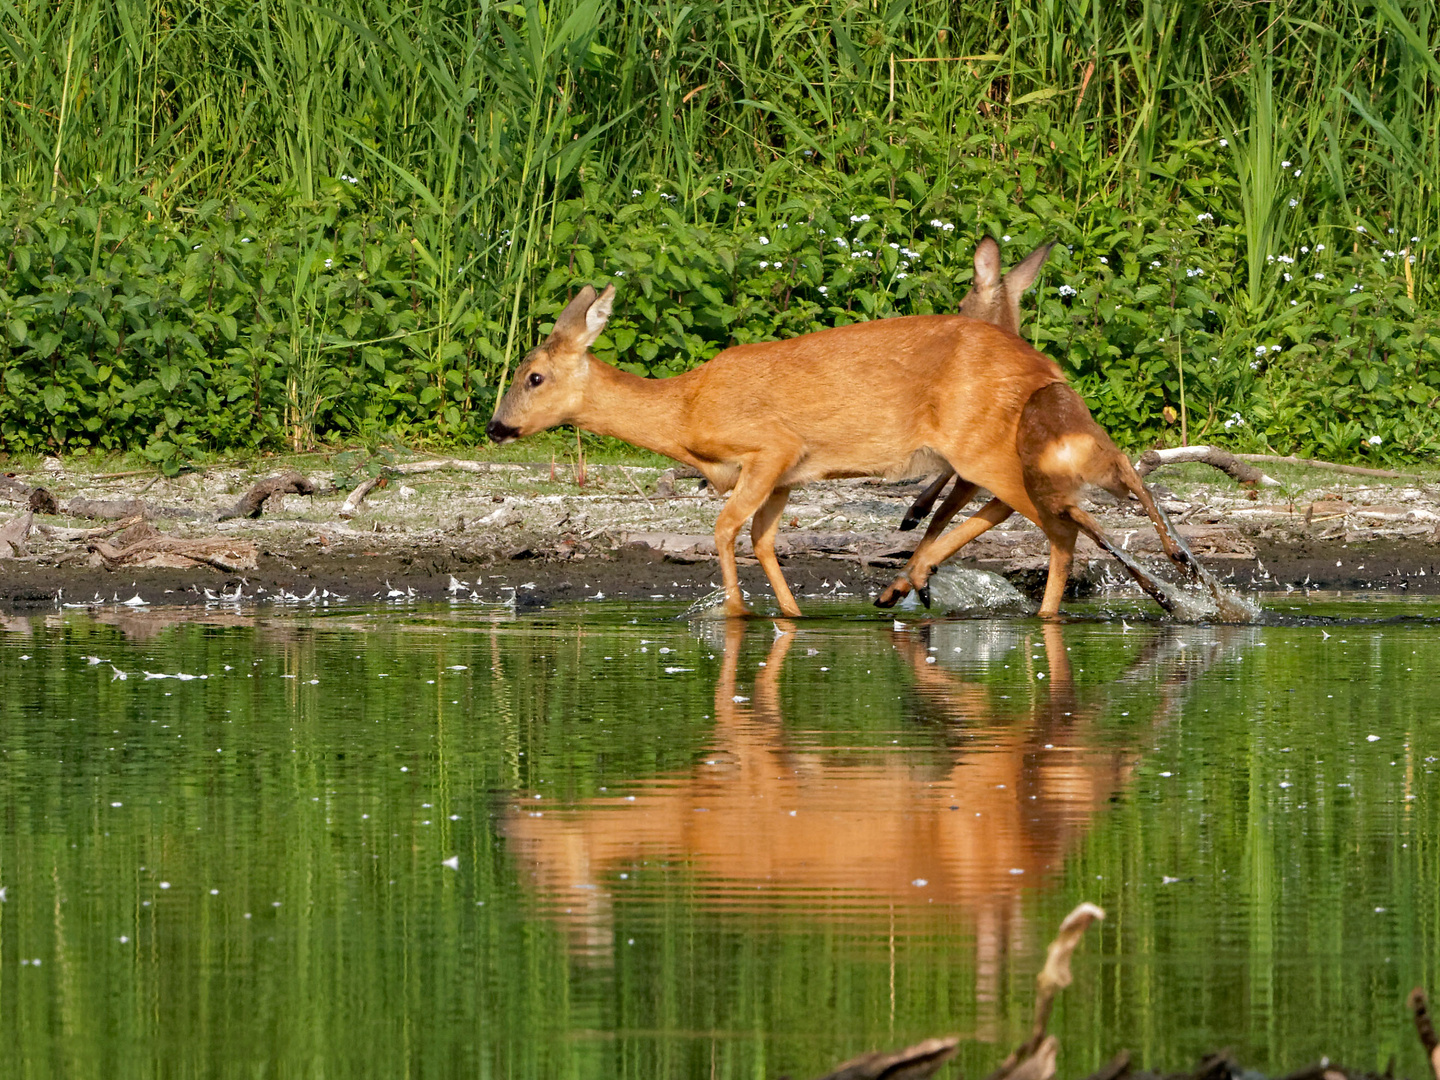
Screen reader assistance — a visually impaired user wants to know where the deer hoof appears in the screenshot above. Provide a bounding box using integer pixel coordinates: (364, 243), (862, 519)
(917, 583), (931, 609)
(898, 514), (921, 532)
(874, 576), (913, 608)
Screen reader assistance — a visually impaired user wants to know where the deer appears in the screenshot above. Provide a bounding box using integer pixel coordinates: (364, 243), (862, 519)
(486, 251), (1224, 620)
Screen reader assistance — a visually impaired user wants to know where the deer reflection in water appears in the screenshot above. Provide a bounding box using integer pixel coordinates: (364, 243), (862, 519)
(503, 617), (1236, 1025)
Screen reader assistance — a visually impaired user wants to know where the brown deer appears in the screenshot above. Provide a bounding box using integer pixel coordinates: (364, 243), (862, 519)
(486, 253), (1216, 619)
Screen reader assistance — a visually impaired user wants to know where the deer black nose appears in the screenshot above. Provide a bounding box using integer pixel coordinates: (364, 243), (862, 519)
(486, 419), (520, 443)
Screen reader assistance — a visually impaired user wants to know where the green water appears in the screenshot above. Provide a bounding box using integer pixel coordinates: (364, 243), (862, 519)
(0, 600), (1436, 1079)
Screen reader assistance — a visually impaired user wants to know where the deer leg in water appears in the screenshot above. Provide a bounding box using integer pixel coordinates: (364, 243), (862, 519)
(1063, 505), (1181, 616)
(714, 455), (800, 617)
(875, 497), (1014, 608)
(893, 480), (981, 607)
(900, 470), (957, 531)
(750, 487), (801, 618)
(1035, 513), (1079, 618)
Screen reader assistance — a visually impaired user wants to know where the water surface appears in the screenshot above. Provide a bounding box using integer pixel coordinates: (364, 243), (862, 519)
(0, 599), (1436, 1078)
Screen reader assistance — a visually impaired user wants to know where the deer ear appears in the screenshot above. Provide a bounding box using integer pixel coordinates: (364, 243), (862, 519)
(1004, 241), (1054, 294)
(552, 286), (599, 340)
(972, 237), (1002, 289)
(578, 284), (615, 348)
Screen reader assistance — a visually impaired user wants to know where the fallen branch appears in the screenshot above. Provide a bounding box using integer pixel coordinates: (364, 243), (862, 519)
(86, 529), (258, 572)
(217, 471), (317, 520)
(1234, 452), (1423, 481)
(1413, 988), (1440, 1080)
(811, 1037), (959, 1080)
(1135, 446), (1280, 487)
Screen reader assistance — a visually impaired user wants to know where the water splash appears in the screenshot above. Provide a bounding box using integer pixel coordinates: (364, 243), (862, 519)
(923, 567), (1036, 616)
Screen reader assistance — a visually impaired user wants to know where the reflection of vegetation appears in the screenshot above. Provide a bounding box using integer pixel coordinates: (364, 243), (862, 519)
(0, 606), (1435, 1077)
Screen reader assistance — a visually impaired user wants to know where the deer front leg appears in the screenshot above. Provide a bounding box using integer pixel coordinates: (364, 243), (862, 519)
(714, 455), (799, 617)
(751, 486), (801, 618)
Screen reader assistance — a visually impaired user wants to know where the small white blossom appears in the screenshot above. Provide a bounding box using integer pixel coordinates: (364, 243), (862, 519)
(1057, 284), (1077, 297)
(758, 236), (769, 245)
(614, 270), (624, 276)
(942, 222), (954, 232)
(1219, 138), (1228, 147)
(1368, 435), (1383, 446)
(849, 214), (869, 223)
(928, 219), (944, 228)
(1254, 345), (1268, 357)
(1281, 160), (1291, 168)
(1186, 267), (1204, 277)
(889, 242), (900, 250)
(1314, 272), (1325, 280)
(324, 258), (333, 268)
(1250, 359), (1261, 370)
(1289, 199), (1299, 207)
(896, 272), (908, 279)
(1002, 234), (1011, 242)
(1099, 256), (1108, 264)
(1283, 273), (1292, 281)
(1389, 227), (1397, 234)
(1356, 225), (1366, 233)
(737, 200), (745, 207)
(340, 174), (359, 184)
(1316, 243), (1325, 251)
(632, 189), (642, 197)
(759, 261), (769, 269)
(833, 237), (848, 248)
(1151, 260), (1162, 268)
(818, 285), (827, 294)
(1301, 246), (1309, 253)
(1224, 412), (1245, 428)
(241, 237), (252, 243)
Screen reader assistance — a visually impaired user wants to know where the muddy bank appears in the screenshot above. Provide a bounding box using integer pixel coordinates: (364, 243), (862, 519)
(3, 456), (1440, 614)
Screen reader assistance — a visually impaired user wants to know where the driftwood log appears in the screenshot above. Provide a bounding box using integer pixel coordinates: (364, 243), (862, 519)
(1135, 447), (1280, 487)
(217, 471), (316, 520)
(0, 510), (33, 558)
(84, 519), (258, 572)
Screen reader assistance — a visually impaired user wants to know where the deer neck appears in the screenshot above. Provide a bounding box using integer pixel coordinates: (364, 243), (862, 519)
(573, 360), (696, 465)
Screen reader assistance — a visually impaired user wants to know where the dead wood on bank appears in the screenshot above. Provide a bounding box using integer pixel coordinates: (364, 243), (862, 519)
(216, 471), (316, 520)
(1135, 446), (1280, 487)
(82, 520), (257, 572)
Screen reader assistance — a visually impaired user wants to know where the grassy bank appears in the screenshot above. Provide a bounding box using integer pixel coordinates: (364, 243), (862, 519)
(2, 0), (1437, 470)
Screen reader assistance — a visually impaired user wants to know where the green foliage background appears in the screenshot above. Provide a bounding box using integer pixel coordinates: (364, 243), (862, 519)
(2, 0), (1438, 468)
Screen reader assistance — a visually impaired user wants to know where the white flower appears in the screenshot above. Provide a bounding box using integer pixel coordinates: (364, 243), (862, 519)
(1368, 435), (1383, 446)
(240, 237), (252, 243)
(1250, 359), (1261, 370)
(1224, 412), (1245, 428)
(324, 258), (333, 268)
(1283, 273), (1292, 281)
(928, 219), (944, 227)
(896, 272), (908, 279)
(1057, 284), (1077, 297)
(889, 242), (900, 250)
(632, 189), (642, 197)
(1314, 272), (1324, 280)
(1277, 255), (1295, 264)
(849, 214), (869, 223)
(193, 244), (202, 250)
(758, 236), (769, 245)
(1151, 260), (1162, 268)
(942, 222), (954, 232)
(1356, 225), (1366, 233)
(1289, 199), (1298, 207)
(1254, 345), (1268, 357)
(1281, 160), (1291, 168)
(1219, 138), (1228, 147)
(1197, 212), (1214, 222)
(1413, 236), (1421, 243)
(1099, 256), (1108, 264)
(851, 251), (863, 258)
(1294, 169), (1301, 177)
(834, 237), (848, 248)
(759, 261), (769, 269)
(1301, 246), (1309, 253)
(737, 200), (746, 207)
(1186, 267), (1203, 277)
(1316, 243), (1325, 251)
(1389, 227), (1397, 234)
(780, 223), (789, 229)
(1271, 345), (1281, 352)
(818, 285), (827, 294)
(1351, 283), (1362, 293)
(340, 174), (358, 184)
(1002, 234), (1011, 241)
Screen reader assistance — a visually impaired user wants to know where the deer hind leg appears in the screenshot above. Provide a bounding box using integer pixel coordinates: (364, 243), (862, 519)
(885, 479), (981, 607)
(1063, 504), (1182, 615)
(1099, 458), (1199, 581)
(874, 497), (1014, 608)
(1036, 513), (1078, 618)
(714, 455), (800, 617)
(900, 469), (957, 531)
(750, 486), (801, 618)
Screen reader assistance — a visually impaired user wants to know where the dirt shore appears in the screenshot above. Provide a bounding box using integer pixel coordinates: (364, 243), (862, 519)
(3, 456), (1440, 615)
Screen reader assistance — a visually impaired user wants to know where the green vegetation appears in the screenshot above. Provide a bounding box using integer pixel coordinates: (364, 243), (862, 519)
(2, 0), (1438, 469)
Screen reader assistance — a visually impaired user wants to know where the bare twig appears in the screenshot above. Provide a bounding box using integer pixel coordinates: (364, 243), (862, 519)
(1234, 452), (1422, 481)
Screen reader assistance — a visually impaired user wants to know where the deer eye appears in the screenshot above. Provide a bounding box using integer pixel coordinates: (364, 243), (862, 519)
(527, 371), (544, 388)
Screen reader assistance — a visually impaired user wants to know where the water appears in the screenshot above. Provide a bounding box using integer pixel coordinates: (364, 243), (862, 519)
(1, 599), (1436, 1078)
